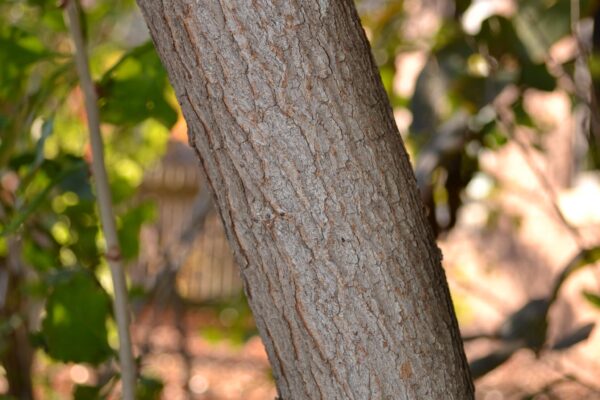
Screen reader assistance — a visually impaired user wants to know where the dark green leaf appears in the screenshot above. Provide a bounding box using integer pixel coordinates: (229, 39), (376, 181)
(483, 127), (508, 150)
(513, 98), (535, 128)
(58, 163), (93, 201)
(41, 269), (113, 364)
(73, 384), (103, 400)
(136, 376), (163, 400)
(478, 16), (530, 63)
(519, 63), (556, 92)
(513, 0), (571, 63)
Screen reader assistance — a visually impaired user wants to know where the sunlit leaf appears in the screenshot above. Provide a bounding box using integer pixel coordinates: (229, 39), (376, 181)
(41, 269), (113, 364)
(117, 201), (155, 260)
(99, 42), (177, 128)
(62, 200), (101, 266)
(0, 25), (54, 102)
(1, 160), (86, 236)
(583, 291), (600, 309)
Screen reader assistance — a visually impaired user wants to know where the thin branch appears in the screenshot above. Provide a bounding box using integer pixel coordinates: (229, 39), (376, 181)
(540, 354), (600, 396)
(63, 2), (136, 399)
(570, 0), (600, 143)
(494, 108), (586, 248)
(497, 109), (600, 289)
(511, 134), (585, 248)
(525, 0), (600, 150)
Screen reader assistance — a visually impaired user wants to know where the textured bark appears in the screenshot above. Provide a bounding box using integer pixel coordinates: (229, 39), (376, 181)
(137, 1), (474, 398)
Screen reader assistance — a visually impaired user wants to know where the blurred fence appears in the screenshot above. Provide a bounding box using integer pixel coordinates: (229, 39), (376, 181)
(132, 139), (242, 302)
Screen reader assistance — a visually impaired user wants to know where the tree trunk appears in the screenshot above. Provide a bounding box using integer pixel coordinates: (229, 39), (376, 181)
(137, 1), (474, 398)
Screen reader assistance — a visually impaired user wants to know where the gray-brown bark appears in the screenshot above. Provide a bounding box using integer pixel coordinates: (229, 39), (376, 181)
(136, 1), (474, 398)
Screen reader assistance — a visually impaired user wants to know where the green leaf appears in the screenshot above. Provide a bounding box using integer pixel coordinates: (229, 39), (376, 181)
(482, 127), (508, 150)
(73, 384), (103, 400)
(571, 246), (600, 272)
(513, 0), (571, 63)
(99, 42), (177, 128)
(136, 376), (163, 400)
(22, 238), (59, 273)
(478, 16), (529, 63)
(58, 162), (94, 201)
(62, 200), (101, 266)
(0, 27), (49, 98)
(41, 269), (113, 364)
(519, 63), (556, 92)
(513, 98), (535, 128)
(117, 201), (155, 260)
(379, 65), (395, 96)
(1, 160), (86, 236)
(583, 291), (600, 309)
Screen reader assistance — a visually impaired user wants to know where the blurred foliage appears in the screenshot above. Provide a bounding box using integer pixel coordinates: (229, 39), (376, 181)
(583, 290), (600, 308)
(466, 247), (600, 380)
(135, 376), (163, 400)
(0, 0), (174, 397)
(198, 294), (259, 346)
(360, 0), (600, 235)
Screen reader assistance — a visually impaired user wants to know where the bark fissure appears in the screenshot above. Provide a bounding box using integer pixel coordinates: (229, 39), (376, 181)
(138, 0), (474, 398)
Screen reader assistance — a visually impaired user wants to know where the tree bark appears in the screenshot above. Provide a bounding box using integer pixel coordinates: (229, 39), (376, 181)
(137, 1), (474, 398)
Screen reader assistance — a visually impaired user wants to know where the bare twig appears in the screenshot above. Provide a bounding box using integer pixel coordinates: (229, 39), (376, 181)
(523, 0), (600, 154)
(570, 0), (600, 143)
(494, 107), (586, 249)
(540, 355), (600, 396)
(63, 2), (136, 399)
(497, 108), (600, 288)
(511, 134), (585, 248)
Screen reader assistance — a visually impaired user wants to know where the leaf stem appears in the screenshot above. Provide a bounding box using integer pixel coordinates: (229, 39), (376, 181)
(63, 2), (136, 399)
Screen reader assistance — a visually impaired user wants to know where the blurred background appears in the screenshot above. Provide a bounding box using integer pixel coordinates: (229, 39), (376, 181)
(1, 0), (600, 399)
